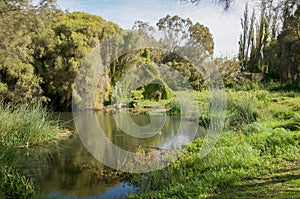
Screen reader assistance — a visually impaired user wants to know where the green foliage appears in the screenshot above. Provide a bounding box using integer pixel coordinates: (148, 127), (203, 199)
(214, 58), (241, 87)
(34, 12), (122, 110)
(128, 88), (299, 198)
(161, 55), (203, 91)
(0, 102), (69, 198)
(0, 1), (123, 110)
(0, 167), (35, 199)
(1, 2), (216, 110)
(245, 122), (299, 156)
(0, 0), (50, 104)
(166, 100), (181, 115)
(238, 0), (300, 85)
(198, 92), (257, 130)
(128, 127), (299, 198)
(265, 128), (297, 154)
(277, 113), (300, 131)
(230, 80), (261, 91)
(142, 79), (174, 101)
(226, 95), (257, 128)
(129, 89), (144, 108)
(198, 113), (211, 128)
(132, 89), (144, 100)
(0, 103), (62, 147)
(156, 15), (214, 54)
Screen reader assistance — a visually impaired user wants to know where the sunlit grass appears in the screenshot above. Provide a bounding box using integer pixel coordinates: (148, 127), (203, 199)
(0, 103), (71, 199)
(0, 103), (69, 148)
(126, 87), (300, 198)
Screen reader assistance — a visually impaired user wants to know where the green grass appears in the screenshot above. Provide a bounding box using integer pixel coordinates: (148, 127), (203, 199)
(0, 103), (70, 199)
(0, 103), (67, 147)
(127, 130), (299, 198)
(126, 87), (300, 199)
(2, 86), (297, 198)
(198, 90), (258, 130)
(211, 159), (300, 199)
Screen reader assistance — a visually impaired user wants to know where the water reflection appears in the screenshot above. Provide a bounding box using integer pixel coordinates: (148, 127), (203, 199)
(98, 112), (203, 151)
(35, 112), (203, 198)
(48, 182), (137, 199)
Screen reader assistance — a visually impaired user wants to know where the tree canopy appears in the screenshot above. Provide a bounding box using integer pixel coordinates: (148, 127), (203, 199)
(1, 0), (298, 111)
(238, 0), (300, 85)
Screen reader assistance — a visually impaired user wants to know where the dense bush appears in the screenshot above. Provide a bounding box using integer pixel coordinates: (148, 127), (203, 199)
(198, 94), (257, 130)
(166, 100), (181, 115)
(226, 96), (257, 128)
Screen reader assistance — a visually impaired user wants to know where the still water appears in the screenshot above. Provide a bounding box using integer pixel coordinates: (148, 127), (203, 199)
(35, 111), (203, 198)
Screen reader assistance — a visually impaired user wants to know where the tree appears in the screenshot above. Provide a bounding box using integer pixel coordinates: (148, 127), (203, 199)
(238, 3), (255, 71)
(238, 0), (300, 85)
(34, 12), (122, 110)
(157, 15), (193, 52)
(276, 1), (300, 83)
(132, 20), (155, 38)
(188, 22), (214, 55)
(156, 15), (214, 55)
(0, 0), (55, 103)
(181, 0), (234, 10)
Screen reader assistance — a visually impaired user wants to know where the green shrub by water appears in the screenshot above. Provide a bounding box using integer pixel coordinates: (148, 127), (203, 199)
(198, 93), (257, 130)
(166, 100), (181, 115)
(0, 103), (62, 147)
(0, 103), (68, 199)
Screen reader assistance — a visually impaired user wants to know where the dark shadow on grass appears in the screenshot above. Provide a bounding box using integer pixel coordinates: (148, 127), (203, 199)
(207, 167), (300, 199)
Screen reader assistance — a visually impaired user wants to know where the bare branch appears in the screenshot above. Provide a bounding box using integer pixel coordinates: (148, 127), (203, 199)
(180, 0), (234, 10)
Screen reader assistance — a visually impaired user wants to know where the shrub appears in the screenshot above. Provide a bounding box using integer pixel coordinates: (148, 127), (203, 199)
(198, 113), (210, 128)
(198, 94), (257, 130)
(166, 100), (181, 115)
(226, 96), (257, 129)
(245, 123), (299, 155)
(265, 128), (297, 155)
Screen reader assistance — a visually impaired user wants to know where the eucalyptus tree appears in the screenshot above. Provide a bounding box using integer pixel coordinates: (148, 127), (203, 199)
(156, 15), (214, 55)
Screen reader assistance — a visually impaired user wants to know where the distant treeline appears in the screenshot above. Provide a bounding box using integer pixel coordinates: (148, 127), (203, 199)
(0, 0), (298, 111)
(238, 0), (300, 85)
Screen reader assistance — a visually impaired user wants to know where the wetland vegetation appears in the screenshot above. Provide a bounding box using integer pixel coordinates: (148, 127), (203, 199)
(0, 0), (299, 198)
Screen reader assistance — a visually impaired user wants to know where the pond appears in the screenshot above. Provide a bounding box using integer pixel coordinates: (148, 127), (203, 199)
(34, 111), (204, 198)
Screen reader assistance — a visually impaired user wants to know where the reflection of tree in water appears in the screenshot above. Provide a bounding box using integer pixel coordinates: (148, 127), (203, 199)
(33, 112), (203, 196)
(97, 112), (161, 153)
(34, 130), (119, 197)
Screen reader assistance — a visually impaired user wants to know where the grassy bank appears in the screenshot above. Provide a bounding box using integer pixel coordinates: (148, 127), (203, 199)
(126, 87), (300, 198)
(0, 103), (70, 198)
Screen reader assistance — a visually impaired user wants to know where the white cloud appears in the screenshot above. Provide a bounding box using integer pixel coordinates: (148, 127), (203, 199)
(57, 0), (255, 57)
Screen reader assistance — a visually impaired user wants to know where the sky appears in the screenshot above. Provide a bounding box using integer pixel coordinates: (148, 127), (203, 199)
(56, 0), (257, 57)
